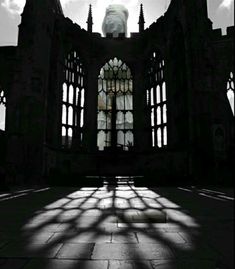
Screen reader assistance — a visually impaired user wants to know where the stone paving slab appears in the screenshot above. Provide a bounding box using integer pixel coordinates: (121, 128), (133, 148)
(117, 223), (177, 229)
(54, 223), (77, 232)
(111, 232), (138, 243)
(176, 231), (199, 244)
(0, 186), (233, 269)
(92, 243), (174, 260)
(17, 232), (55, 244)
(23, 259), (108, 269)
(80, 209), (107, 217)
(121, 210), (166, 223)
(0, 242), (62, 258)
(48, 231), (111, 244)
(75, 223), (119, 230)
(56, 243), (94, 259)
(151, 259), (218, 269)
(136, 231), (186, 244)
(170, 243), (219, 259)
(21, 223), (60, 232)
(109, 260), (153, 269)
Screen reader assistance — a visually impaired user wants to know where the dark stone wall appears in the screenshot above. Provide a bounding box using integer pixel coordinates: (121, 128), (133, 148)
(0, 46), (16, 91)
(0, 130), (6, 164)
(0, 0), (234, 186)
(0, 130), (7, 190)
(210, 26), (235, 180)
(3, 0), (63, 184)
(0, 46), (16, 178)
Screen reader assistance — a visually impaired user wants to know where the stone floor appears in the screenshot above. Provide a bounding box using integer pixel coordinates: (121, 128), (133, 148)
(0, 183), (233, 269)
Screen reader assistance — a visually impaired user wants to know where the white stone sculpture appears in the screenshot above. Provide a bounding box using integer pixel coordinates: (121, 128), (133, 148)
(102, 4), (129, 37)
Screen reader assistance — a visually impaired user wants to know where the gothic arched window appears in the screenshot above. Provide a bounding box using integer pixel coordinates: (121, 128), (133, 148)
(147, 52), (167, 148)
(227, 71), (234, 116)
(97, 58), (133, 151)
(62, 51), (85, 148)
(0, 88), (6, 131)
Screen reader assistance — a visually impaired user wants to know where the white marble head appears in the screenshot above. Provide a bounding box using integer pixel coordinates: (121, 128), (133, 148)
(102, 4), (129, 37)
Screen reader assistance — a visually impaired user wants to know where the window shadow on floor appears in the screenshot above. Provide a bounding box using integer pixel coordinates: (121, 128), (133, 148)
(0, 184), (233, 269)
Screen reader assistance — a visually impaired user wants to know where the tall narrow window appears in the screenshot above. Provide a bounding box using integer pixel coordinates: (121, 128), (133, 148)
(62, 51), (85, 148)
(0, 88), (6, 131)
(147, 52), (167, 148)
(97, 58), (134, 151)
(227, 71), (234, 116)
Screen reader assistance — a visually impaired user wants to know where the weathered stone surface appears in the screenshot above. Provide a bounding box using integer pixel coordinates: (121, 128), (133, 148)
(56, 243), (94, 259)
(92, 243), (174, 260)
(0, 186), (233, 269)
(111, 232), (138, 243)
(136, 231), (186, 244)
(23, 259), (108, 269)
(151, 259), (218, 269)
(48, 231), (111, 244)
(0, 243), (62, 258)
(109, 260), (153, 269)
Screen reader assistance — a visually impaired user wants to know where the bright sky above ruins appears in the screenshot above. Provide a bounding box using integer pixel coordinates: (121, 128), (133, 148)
(0, 0), (234, 45)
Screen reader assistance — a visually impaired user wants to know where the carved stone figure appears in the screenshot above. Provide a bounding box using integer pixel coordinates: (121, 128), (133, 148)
(102, 4), (129, 37)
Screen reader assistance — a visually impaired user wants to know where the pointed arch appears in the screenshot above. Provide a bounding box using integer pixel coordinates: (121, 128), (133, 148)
(0, 87), (6, 131)
(226, 71), (234, 116)
(147, 52), (167, 148)
(97, 57), (134, 151)
(62, 50), (86, 148)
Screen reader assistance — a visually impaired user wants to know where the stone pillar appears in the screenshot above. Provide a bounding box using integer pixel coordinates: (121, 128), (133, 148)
(133, 60), (150, 151)
(83, 60), (100, 152)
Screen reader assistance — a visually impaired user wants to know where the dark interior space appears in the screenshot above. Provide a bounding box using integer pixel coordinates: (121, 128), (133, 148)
(0, 0), (234, 268)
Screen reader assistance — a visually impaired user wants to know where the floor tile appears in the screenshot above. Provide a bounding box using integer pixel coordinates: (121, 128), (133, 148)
(0, 186), (233, 269)
(151, 259), (218, 269)
(111, 232), (138, 243)
(56, 243), (94, 259)
(136, 231), (186, 245)
(0, 242), (62, 258)
(92, 243), (174, 260)
(23, 259), (108, 269)
(109, 260), (153, 269)
(48, 231), (111, 243)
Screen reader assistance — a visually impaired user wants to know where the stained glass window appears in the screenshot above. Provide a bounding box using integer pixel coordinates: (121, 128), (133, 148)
(147, 52), (167, 148)
(97, 58), (134, 151)
(62, 51), (85, 148)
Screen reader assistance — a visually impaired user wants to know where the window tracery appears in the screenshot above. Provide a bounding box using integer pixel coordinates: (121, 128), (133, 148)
(0, 88), (6, 131)
(97, 58), (134, 151)
(227, 71), (234, 116)
(62, 51), (85, 148)
(147, 52), (167, 148)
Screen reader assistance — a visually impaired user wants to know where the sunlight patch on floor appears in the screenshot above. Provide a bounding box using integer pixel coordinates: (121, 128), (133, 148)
(22, 187), (197, 254)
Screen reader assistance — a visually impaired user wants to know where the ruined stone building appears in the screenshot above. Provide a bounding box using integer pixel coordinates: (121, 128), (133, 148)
(0, 0), (234, 187)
